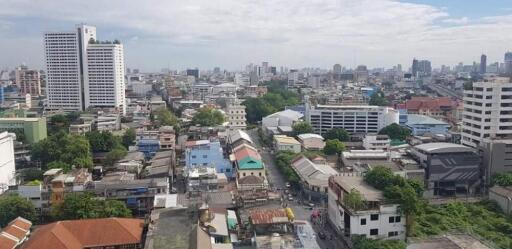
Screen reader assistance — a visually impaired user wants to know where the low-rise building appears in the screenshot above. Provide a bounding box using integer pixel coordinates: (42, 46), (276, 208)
(273, 135), (301, 153)
(262, 109), (303, 135)
(0, 117), (47, 143)
(297, 133), (325, 151)
(185, 140), (233, 178)
(186, 166), (221, 192)
(409, 143), (481, 197)
(405, 114), (450, 136)
(291, 155), (337, 202)
(0, 132), (16, 194)
(159, 126), (175, 151)
(233, 144), (266, 180)
(0, 217), (32, 249)
(327, 174), (406, 240)
(363, 134), (390, 150)
(480, 139), (512, 184)
(68, 122), (92, 135)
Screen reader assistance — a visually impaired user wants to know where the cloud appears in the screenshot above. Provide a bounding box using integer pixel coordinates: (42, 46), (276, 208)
(0, 0), (511, 70)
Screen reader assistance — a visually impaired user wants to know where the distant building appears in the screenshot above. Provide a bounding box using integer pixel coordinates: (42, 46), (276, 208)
(333, 64), (342, 74)
(225, 101), (247, 129)
(480, 54), (487, 74)
(15, 65), (41, 96)
(297, 133), (325, 151)
(328, 174), (406, 240)
(187, 68), (199, 79)
(0, 132), (16, 194)
(262, 109), (303, 135)
(21, 218), (144, 249)
(505, 52), (512, 75)
(273, 135), (301, 153)
(0, 117), (47, 143)
(405, 97), (454, 118)
(405, 114), (450, 136)
(363, 134), (390, 150)
(410, 143), (481, 197)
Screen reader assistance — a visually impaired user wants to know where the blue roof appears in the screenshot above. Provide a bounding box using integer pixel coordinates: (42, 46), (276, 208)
(406, 114), (449, 126)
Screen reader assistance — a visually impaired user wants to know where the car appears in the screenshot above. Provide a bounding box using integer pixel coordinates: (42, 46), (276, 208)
(318, 232), (327, 240)
(288, 197), (294, 201)
(308, 203), (315, 208)
(285, 182), (291, 188)
(284, 189), (289, 194)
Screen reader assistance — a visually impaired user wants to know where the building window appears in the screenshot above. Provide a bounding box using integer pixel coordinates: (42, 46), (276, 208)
(389, 217), (395, 223)
(360, 218), (366, 225)
(370, 214), (379, 221)
(370, 229), (378, 236)
(202, 155), (207, 158)
(395, 216), (401, 223)
(191, 155), (196, 159)
(388, 231), (398, 237)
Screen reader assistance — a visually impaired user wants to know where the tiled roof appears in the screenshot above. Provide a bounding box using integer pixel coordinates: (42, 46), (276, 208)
(249, 209), (289, 225)
(0, 235), (17, 249)
(405, 97), (453, 111)
(238, 175), (265, 185)
(0, 217), (32, 249)
(234, 147), (261, 161)
(21, 218), (144, 249)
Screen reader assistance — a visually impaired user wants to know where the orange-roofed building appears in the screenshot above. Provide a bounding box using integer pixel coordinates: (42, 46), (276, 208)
(405, 96), (456, 118)
(0, 217), (32, 249)
(21, 218), (144, 249)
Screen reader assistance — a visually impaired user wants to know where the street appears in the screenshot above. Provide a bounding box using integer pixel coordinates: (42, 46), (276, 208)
(246, 129), (346, 249)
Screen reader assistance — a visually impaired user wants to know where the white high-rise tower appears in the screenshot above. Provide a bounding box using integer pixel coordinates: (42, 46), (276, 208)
(44, 24), (125, 114)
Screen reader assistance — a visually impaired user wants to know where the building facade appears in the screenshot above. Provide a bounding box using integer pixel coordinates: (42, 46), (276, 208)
(15, 65), (41, 96)
(185, 140), (233, 178)
(0, 132), (16, 194)
(405, 114), (450, 136)
(0, 117), (47, 144)
(226, 101), (247, 129)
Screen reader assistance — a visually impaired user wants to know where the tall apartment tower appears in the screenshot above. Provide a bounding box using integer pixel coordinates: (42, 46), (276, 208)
(15, 65), (41, 96)
(461, 77), (512, 148)
(44, 24), (125, 113)
(505, 52), (512, 76)
(480, 54), (487, 74)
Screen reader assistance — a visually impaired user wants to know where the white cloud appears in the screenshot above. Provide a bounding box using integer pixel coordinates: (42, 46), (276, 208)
(0, 0), (511, 70)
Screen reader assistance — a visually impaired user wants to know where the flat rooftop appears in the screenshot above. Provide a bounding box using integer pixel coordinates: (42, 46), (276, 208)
(413, 143), (474, 154)
(331, 175), (384, 201)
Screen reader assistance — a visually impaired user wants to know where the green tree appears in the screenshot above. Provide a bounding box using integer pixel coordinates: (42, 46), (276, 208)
(104, 147), (128, 166)
(378, 123), (411, 141)
(323, 128), (350, 141)
(52, 193), (131, 220)
(191, 107), (225, 126)
(242, 86), (300, 124)
(122, 128), (136, 149)
(492, 172), (512, 186)
(323, 139), (346, 155)
(352, 235), (406, 249)
(292, 122), (313, 136)
(21, 168), (43, 181)
(344, 189), (365, 211)
(275, 151), (300, 184)
(369, 91), (388, 106)
(0, 194), (36, 227)
(47, 161), (71, 172)
(153, 108), (179, 127)
(86, 131), (120, 153)
(243, 97), (277, 124)
(31, 132), (93, 170)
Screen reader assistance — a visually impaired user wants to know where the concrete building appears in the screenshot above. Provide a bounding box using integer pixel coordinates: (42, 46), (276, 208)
(405, 114), (450, 136)
(291, 155), (337, 203)
(0, 117), (47, 143)
(327, 174), (406, 240)
(305, 99), (399, 135)
(273, 135), (301, 153)
(0, 217), (32, 249)
(462, 77), (512, 148)
(262, 109), (303, 134)
(489, 186), (512, 215)
(0, 132), (16, 194)
(159, 126), (175, 151)
(68, 122), (92, 135)
(480, 139), (512, 184)
(233, 144), (266, 180)
(297, 133), (325, 151)
(410, 143), (481, 197)
(15, 65), (41, 96)
(44, 24), (125, 113)
(185, 140), (232, 178)
(225, 100), (247, 129)
(363, 134), (390, 150)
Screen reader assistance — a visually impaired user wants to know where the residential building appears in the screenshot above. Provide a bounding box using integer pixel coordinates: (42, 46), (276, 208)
(480, 139), (512, 184)
(462, 77), (512, 148)
(85, 43), (126, 115)
(327, 174), (406, 240)
(305, 99), (399, 135)
(15, 65), (41, 96)
(505, 52), (512, 75)
(21, 218), (144, 249)
(44, 24), (125, 113)
(297, 133), (325, 151)
(480, 54), (487, 74)
(363, 134), (390, 150)
(16, 183), (43, 209)
(68, 122), (92, 135)
(185, 140), (232, 178)
(405, 97), (454, 118)
(0, 132), (15, 194)
(291, 155), (337, 203)
(273, 135), (301, 153)
(489, 186), (512, 215)
(225, 100), (247, 129)
(186, 166), (221, 192)
(159, 126), (175, 150)
(410, 143), (481, 197)
(0, 217), (32, 249)
(405, 114), (450, 136)
(233, 144), (265, 179)
(0, 117), (47, 143)
(42, 168), (92, 207)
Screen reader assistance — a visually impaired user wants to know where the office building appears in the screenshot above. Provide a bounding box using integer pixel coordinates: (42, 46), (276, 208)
(225, 100), (247, 129)
(15, 65), (41, 96)
(480, 139), (512, 184)
(333, 64), (342, 74)
(305, 97), (399, 135)
(186, 68), (199, 78)
(461, 77), (512, 148)
(44, 24), (125, 113)
(0, 117), (47, 144)
(410, 143), (481, 197)
(327, 174), (406, 240)
(480, 54), (487, 74)
(0, 132), (16, 194)
(287, 70), (299, 87)
(412, 59), (431, 77)
(505, 52), (512, 76)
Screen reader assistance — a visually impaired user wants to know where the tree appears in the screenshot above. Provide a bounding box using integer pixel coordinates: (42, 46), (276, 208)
(492, 172), (512, 186)
(47, 161), (71, 172)
(52, 193), (131, 220)
(369, 91), (388, 106)
(86, 131), (120, 153)
(122, 128), (136, 149)
(31, 132), (93, 170)
(323, 128), (350, 141)
(323, 139), (345, 155)
(0, 194), (36, 227)
(104, 147), (128, 166)
(243, 97), (276, 124)
(242, 86), (300, 124)
(352, 235), (406, 249)
(153, 108), (179, 127)
(344, 189), (365, 211)
(292, 122), (313, 136)
(191, 107), (225, 126)
(275, 151), (300, 184)
(378, 123), (411, 141)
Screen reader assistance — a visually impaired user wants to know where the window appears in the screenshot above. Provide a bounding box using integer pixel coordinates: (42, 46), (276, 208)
(360, 218), (366, 225)
(202, 155), (207, 158)
(370, 229), (378, 236)
(370, 214), (379, 221)
(389, 216), (395, 223)
(395, 216), (401, 223)
(243, 173), (246, 176)
(388, 231), (398, 237)
(191, 155), (196, 159)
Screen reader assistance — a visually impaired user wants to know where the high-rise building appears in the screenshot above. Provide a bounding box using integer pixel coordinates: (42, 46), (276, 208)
(186, 69), (199, 79)
(0, 132), (16, 194)
(505, 52), (512, 76)
(480, 54), (487, 74)
(412, 59), (419, 76)
(44, 24), (125, 113)
(15, 65), (41, 96)
(262, 61), (269, 74)
(333, 64), (342, 74)
(412, 59), (431, 77)
(461, 77), (512, 148)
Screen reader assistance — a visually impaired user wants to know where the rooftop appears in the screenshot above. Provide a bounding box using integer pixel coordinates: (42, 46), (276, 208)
(406, 114), (449, 126)
(264, 109), (303, 120)
(297, 133), (324, 140)
(330, 175), (384, 202)
(249, 209), (289, 225)
(274, 135), (301, 145)
(413, 143), (474, 154)
(291, 155), (337, 187)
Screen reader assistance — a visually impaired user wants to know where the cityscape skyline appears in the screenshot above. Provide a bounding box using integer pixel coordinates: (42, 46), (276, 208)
(1, 0), (512, 71)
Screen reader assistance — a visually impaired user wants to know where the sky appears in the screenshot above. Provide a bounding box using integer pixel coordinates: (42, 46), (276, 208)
(0, 0), (512, 72)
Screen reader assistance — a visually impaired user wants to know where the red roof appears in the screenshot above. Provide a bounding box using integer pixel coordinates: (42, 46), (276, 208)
(21, 218), (144, 249)
(9, 217), (32, 231)
(0, 235), (17, 249)
(235, 147), (261, 161)
(405, 97), (453, 111)
(249, 209), (288, 225)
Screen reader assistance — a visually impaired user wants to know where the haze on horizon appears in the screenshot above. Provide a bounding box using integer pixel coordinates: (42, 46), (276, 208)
(1, 0), (512, 71)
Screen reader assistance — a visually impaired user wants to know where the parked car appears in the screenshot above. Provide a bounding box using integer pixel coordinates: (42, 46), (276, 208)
(288, 197), (294, 201)
(285, 182), (291, 188)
